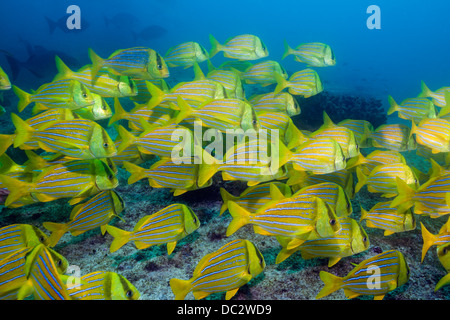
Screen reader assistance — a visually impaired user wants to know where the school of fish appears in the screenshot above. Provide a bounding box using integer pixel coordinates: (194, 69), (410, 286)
(0, 33), (449, 300)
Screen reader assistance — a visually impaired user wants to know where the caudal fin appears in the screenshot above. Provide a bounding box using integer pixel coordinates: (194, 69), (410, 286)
(420, 222), (436, 262)
(274, 73), (289, 95)
(105, 225), (132, 253)
(10, 113), (34, 147)
(123, 161), (147, 184)
(282, 40), (294, 60)
(88, 48), (104, 81)
(390, 177), (415, 210)
(0, 175), (33, 207)
(42, 222), (69, 247)
(197, 150), (221, 187)
(226, 201), (251, 236)
(315, 271), (343, 299)
(13, 86), (32, 113)
(208, 34), (222, 58)
(355, 167), (368, 193)
(108, 98), (129, 127)
(419, 80), (432, 98)
(219, 188), (237, 215)
(387, 95), (399, 115)
(169, 278), (192, 300)
(116, 125), (138, 155)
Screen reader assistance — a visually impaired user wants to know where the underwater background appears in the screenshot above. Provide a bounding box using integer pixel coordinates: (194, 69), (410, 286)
(0, 0), (450, 300)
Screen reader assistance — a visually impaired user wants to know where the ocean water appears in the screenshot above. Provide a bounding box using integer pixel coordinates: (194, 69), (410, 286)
(0, 0), (450, 302)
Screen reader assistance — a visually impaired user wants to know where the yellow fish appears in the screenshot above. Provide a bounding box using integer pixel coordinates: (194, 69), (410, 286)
(169, 239), (265, 300)
(435, 243), (450, 291)
(209, 34), (269, 60)
(0, 65), (11, 90)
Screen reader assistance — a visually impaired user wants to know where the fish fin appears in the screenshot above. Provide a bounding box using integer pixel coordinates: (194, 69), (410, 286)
(355, 167), (368, 193)
(419, 80), (432, 98)
(282, 40), (294, 60)
(0, 174), (33, 207)
(420, 222), (436, 262)
(88, 48), (104, 81)
(11, 113), (35, 148)
(123, 161), (146, 184)
(219, 187), (237, 215)
(42, 222), (69, 247)
(409, 120), (417, 139)
(387, 95), (398, 115)
(193, 62), (205, 80)
(322, 111), (335, 128)
(226, 201), (251, 236)
(269, 182), (285, 201)
(373, 294), (385, 300)
(170, 278), (191, 300)
(116, 125), (137, 155)
(54, 56), (74, 79)
(286, 170), (308, 186)
(253, 225), (272, 236)
(167, 241), (177, 255)
(0, 134), (15, 156)
(276, 140), (293, 169)
(384, 230), (395, 236)
(225, 288), (239, 300)
(328, 257), (341, 268)
(105, 225), (132, 253)
(390, 177), (415, 209)
(435, 273), (450, 291)
(274, 72), (289, 95)
(359, 206), (368, 222)
(172, 189), (187, 196)
(286, 237), (306, 250)
(193, 290), (210, 300)
(208, 34), (222, 58)
(31, 103), (49, 115)
(108, 98), (128, 127)
(145, 81), (165, 109)
(12, 86), (32, 113)
(135, 241), (152, 250)
(275, 249), (293, 264)
(174, 96), (194, 125)
(346, 153), (367, 170)
(197, 150), (221, 187)
(316, 271), (343, 299)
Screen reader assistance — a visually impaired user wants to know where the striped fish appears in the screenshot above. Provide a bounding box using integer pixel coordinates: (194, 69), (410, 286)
(283, 138), (346, 175)
(13, 79), (95, 113)
(411, 118), (450, 153)
(288, 169), (355, 199)
(355, 163), (419, 197)
(283, 41), (336, 67)
(227, 193), (341, 241)
(274, 68), (323, 97)
(72, 93), (112, 121)
(317, 250), (410, 300)
(26, 244), (70, 300)
(117, 123), (195, 159)
(370, 124), (416, 151)
(219, 182), (292, 215)
(42, 190), (125, 247)
(276, 217), (369, 266)
(106, 203), (200, 254)
(53, 56), (138, 98)
(242, 60), (288, 86)
(0, 65), (11, 90)
(11, 114), (117, 160)
(0, 159), (118, 207)
(310, 113), (359, 159)
(0, 224), (47, 261)
(249, 92), (301, 117)
(421, 222), (450, 262)
(123, 159), (205, 196)
(177, 97), (260, 132)
(202, 61), (244, 99)
(165, 41), (209, 68)
(338, 119), (374, 148)
(293, 182), (353, 218)
(169, 239), (265, 300)
(89, 47), (169, 80)
(357, 150), (407, 175)
(360, 201), (416, 236)
(387, 95), (436, 124)
(209, 34), (269, 60)
(66, 271), (140, 300)
(0, 247), (33, 300)
(419, 81), (450, 107)
(257, 111), (306, 149)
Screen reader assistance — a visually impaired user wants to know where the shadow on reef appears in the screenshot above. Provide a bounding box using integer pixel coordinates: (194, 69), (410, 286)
(293, 91), (387, 132)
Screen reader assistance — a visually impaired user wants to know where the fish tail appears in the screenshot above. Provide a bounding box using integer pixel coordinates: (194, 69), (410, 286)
(435, 273), (450, 291)
(173, 96), (193, 125)
(419, 80), (432, 98)
(42, 222), (69, 247)
(54, 56), (73, 80)
(169, 278), (191, 300)
(108, 98), (128, 126)
(10, 113), (34, 147)
(359, 206), (368, 222)
(274, 72), (289, 95)
(276, 140), (293, 169)
(105, 225), (132, 253)
(282, 40), (294, 60)
(88, 48), (104, 80)
(0, 134), (15, 156)
(355, 167), (368, 193)
(390, 177), (415, 209)
(116, 125), (137, 155)
(0, 175), (33, 207)
(197, 150), (220, 187)
(286, 170), (308, 186)
(420, 222), (436, 262)
(145, 81), (166, 108)
(387, 95), (398, 115)
(208, 34), (222, 58)
(123, 161), (146, 184)
(219, 187), (238, 215)
(226, 201), (251, 236)
(315, 271), (343, 299)
(45, 16), (58, 34)
(193, 62), (206, 80)
(13, 86), (32, 113)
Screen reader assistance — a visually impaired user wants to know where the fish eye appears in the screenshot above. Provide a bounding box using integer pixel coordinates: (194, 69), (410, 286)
(329, 219), (336, 226)
(103, 142), (109, 148)
(363, 236), (367, 242)
(39, 236), (45, 242)
(252, 119), (257, 125)
(108, 174), (113, 180)
(57, 259), (62, 267)
(82, 93), (88, 99)
(126, 290), (133, 298)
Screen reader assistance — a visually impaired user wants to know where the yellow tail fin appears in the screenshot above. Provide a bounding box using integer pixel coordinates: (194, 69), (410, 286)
(282, 40), (294, 60)
(420, 222), (436, 262)
(208, 34), (222, 58)
(419, 80), (432, 98)
(10, 113), (34, 147)
(169, 278), (192, 300)
(42, 222), (69, 247)
(0, 175), (33, 207)
(88, 48), (104, 81)
(54, 56), (74, 80)
(145, 81), (166, 109)
(123, 161), (147, 184)
(219, 187), (237, 215)
(105, 225), (132, 253)
(108, 98), (129, 127)
(390, 177), (415, 210)
(13, 86), (32, 113)
(387, 95), (398, 115)
(274, 73), (289, 95)
(116, 125), (138, 155)
(226, 201), (251, 236)
(0, 134), (15, 157)
(197, 150), (221, 187)
(315, 271), (343, 299)
(355, 167), (368, 193)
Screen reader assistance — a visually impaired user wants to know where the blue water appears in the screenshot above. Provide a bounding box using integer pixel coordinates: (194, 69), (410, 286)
(1, 0), (449, 104)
